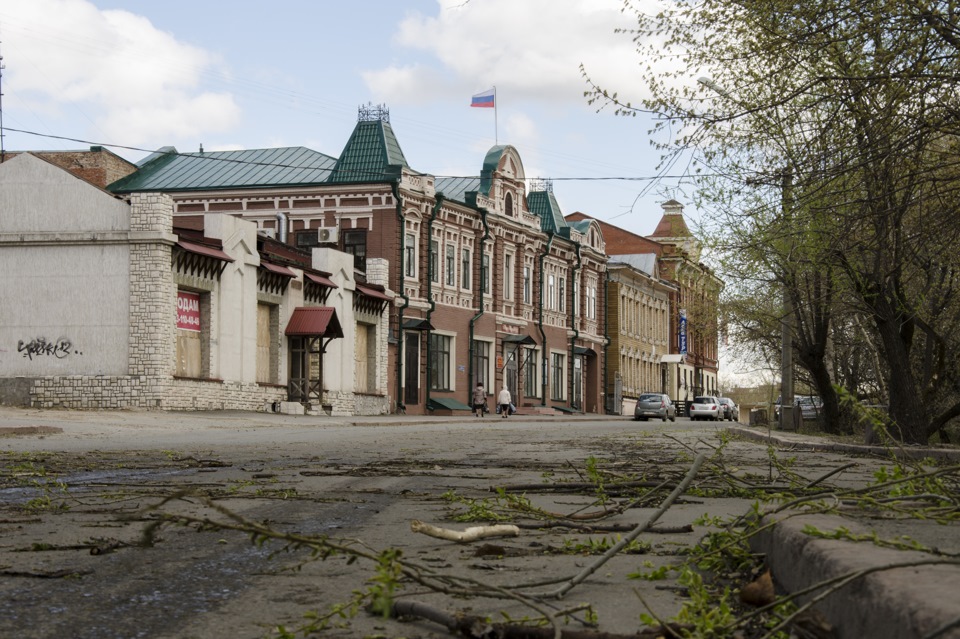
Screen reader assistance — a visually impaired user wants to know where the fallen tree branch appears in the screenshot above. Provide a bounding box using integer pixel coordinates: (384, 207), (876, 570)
(390, 599), (689, 638)
(411, 520), (520, 543)
(533, 453), (706, 600)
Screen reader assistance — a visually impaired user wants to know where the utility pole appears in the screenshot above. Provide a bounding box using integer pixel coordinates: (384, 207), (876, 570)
(0, 37), (6, 163)
(779, 167), (795, 430)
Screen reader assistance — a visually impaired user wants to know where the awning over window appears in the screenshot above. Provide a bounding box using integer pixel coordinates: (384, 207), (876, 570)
(285, 307), (344, 338)
(305, 272), (338, 288)
(176, 240), (234, 262)
(502, 334), (537, 346)
(402, 318), (434, 331)
(574, 346), (597, 356)
(356, 283), (391, 302)
(261, 261), (297, 278)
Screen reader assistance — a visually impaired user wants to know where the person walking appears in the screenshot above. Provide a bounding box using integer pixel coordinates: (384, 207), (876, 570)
(498, 386), (512, 419)
(472, 382), (486, 418)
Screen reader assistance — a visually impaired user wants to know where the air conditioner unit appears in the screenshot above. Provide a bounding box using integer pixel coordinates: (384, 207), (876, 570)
(317, 226), (339, 244)
(258, 228), (276, 239)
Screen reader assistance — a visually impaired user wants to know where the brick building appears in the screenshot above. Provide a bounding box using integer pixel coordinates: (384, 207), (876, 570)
(108, 106), (608, 416)
(567, 200), (722, 411)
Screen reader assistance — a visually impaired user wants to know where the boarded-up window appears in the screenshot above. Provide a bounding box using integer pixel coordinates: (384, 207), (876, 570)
(256, 303), (278, 384)
(176, 290), (203, 377)
(355, 324), (376, 393)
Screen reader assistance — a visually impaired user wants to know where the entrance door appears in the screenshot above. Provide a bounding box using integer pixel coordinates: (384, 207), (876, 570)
(404, 332), (420, 406)
(288, 337), (309, 402)
(573, 355), (583, 409)
(504, 346), (518, 403)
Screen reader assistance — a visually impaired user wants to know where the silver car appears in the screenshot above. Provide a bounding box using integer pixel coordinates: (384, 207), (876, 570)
(717, 397), (739, 421)
(634, 393), (676, 422)
(689, 396), (721, 421)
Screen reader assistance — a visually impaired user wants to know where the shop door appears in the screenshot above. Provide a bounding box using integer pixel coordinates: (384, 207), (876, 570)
(404, 332), (420, 406)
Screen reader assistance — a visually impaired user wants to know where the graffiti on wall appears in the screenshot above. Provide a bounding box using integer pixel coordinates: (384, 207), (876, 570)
(16, 337), (82, 360)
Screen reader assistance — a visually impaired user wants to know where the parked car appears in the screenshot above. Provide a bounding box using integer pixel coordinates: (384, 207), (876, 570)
(634, 393), (677, 422)
(689, 396), (721, 421)
(774, 395), (822, 421)
(717, 397), (739, 421)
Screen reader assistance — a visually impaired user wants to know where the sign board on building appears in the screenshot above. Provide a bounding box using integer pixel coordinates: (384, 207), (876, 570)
(177, 291), (201, 332)
(678, 308), (688, 355)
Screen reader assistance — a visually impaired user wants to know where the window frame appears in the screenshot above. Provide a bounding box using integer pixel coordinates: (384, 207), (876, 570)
(429, 333), (453, 391)
(445, 244), (456, 287)
(404, 232), (417, 279)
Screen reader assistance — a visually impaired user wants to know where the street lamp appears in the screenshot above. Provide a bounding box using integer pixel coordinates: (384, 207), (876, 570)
(698, 77), (795, 430)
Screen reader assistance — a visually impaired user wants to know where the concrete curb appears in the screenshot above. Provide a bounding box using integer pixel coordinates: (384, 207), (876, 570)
(750, 512), (960, 639)
(725, 425), (960, 462)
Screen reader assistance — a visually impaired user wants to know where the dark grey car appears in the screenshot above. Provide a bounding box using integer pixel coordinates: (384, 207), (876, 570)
(633, 393), (677, 422)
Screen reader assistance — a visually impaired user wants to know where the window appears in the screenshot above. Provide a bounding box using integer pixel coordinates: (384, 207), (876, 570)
(461, 248), (471, 289)
(430, 334), (452, 391)
(482, 253), (491, 294)
(404, 233), (416, 278)
(524, 347), (539, 397)
(588, 285), (597, 319)
(551, 352), (565, 400)
(505, 192), (514, 217)
(342, 229), (366, 272)
(523, 267), (531, 304)
(548, 274), (556, 310)
(472, 340), (490, 391)
(445, 244), (456, 286)
(573, 280), (580, 316)
(559, 278), (565, 312)
(504, 253), (513, 300)
(430, 240), (439, 283)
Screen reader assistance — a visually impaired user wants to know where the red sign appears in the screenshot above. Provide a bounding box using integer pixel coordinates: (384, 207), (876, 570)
(177, 291), (201, 332)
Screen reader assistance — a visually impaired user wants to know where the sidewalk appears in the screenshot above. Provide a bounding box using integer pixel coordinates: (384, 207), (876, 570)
(727, 424), (960, 639)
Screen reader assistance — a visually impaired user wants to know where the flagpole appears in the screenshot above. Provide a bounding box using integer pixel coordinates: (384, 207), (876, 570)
(494, 85), (498, 145)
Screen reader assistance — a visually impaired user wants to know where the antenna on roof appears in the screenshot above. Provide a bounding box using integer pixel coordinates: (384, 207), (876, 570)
(358, 103), (389, 123)
(529, 178), (553, 193)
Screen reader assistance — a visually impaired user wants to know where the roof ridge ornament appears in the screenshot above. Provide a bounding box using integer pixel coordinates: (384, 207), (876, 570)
(358, 103), (389, 123)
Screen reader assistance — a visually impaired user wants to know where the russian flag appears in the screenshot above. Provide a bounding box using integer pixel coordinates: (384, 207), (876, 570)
(471, 88), (495, 108)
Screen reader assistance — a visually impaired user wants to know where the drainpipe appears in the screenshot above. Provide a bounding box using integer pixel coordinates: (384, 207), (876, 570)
(468, 207), (491, 401)
(570, 243), (582, 412)
(391, 181), (410, 413)
(537, 231), (555, 406)
(276, 211), (288, 243)
(425, 194), (444, 411)
(602, 269), (611, 413)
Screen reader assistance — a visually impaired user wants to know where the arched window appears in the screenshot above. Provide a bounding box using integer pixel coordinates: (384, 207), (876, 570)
(505, 192), (514, 217)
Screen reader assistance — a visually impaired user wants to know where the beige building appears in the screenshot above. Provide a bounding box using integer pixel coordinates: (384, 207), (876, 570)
(0, 153), (390, 413)
(605, 256), (677, 415)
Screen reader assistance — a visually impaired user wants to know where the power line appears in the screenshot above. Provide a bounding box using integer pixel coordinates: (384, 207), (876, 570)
(3, 126), (706, 183)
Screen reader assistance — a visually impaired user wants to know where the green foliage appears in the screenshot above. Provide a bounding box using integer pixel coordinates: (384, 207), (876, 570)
(558, 535), (650, 556)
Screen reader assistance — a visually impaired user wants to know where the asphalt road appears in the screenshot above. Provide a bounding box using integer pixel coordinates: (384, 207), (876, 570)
(0, 408), (957, 638)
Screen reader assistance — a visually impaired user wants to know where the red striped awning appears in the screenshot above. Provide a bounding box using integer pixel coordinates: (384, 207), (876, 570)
(285, 307), (344, 338)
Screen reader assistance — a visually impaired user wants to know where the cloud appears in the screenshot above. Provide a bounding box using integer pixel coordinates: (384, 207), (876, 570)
(0, 0), (240, 144)
(364, 0), (655, 106)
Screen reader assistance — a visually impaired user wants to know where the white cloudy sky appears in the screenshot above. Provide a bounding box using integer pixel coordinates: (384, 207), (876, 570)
(0, 0), (698, 236)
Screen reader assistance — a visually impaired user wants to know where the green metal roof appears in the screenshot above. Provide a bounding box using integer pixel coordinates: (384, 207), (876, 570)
(568, 219), (592, 234)
(478, 145), (507, 197)
(528, 190), (570, 236)
(435, 176), (481, 205)
(108, 146), (337, 193)
(327, 119), (409, 184)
